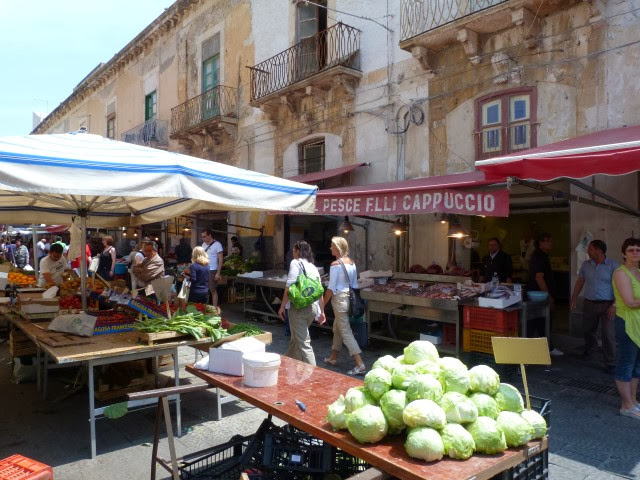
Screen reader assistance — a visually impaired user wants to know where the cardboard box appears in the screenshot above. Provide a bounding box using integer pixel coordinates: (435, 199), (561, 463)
(209, 336), (266, 376)
(478, 293), (522, 309)
(18, 292), (60, 314)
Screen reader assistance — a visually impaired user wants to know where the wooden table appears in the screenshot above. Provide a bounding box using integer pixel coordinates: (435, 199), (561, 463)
(14, 320), (212, 459)
(187, 357), (547, 480)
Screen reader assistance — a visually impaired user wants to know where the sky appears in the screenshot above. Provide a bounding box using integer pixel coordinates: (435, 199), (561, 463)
(0, 0), (174, 136)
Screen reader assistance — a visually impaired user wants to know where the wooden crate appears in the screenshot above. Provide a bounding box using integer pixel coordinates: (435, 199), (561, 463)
(9, 328), (36, 357)
(95, 359), (156, 402)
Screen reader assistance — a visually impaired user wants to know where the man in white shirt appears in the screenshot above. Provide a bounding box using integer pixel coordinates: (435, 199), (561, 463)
(38, 243), (67, 287)
(201, 229), (224, 306)
(36, 236), (49, 267)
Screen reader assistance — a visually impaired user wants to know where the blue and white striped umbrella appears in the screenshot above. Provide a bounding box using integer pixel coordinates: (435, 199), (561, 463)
(0, 132), (317, 226)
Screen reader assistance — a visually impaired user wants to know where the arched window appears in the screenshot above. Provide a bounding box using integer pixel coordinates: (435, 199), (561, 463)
(298, 138), (325, 174)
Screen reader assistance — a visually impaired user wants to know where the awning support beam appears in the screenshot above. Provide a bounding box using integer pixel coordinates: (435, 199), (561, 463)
(566, 178), (640, 217)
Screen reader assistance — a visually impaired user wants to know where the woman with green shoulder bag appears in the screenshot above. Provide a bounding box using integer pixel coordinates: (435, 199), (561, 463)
(279, 241), (322, 365)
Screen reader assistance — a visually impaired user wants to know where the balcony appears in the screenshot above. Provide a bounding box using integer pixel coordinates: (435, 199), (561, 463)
(249, 22), (361, 113)
(121, 117), (168, 148)
(170, 85), (238, 145)
(399, 0), (569, 70)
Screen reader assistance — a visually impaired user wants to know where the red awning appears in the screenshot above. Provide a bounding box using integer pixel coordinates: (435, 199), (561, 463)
(45, 225), (69, 233)
(286, 163), (365, 184)
(476, 125), (640, 181)
(316, 171), (510, 217)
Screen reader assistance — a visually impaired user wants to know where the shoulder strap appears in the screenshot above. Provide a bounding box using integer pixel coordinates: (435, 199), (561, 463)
(298, 260), (307, 276)
(338, 259), (353, 285)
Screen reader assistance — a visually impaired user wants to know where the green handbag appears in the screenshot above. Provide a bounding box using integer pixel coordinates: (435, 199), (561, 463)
(289, 261), (324, 309)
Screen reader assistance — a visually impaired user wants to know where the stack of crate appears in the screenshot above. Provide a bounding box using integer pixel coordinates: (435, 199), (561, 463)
(462, 306), (519, 355)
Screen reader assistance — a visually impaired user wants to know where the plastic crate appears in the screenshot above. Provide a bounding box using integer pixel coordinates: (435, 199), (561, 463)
(262, 424), (332, 475)
(0, 455), (53, 480)
(178, 433), (265, 480)
(442, 323), (457, 346)
(331, 448), (370, 477)
(463, 306), (519, 333)
(463, 328), (518, 354)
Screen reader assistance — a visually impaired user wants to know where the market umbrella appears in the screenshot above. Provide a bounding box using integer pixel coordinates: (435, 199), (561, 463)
(0, 131), (317, 307)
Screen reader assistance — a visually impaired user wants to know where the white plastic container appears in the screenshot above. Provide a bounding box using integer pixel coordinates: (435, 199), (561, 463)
(242, 352), (281, 387)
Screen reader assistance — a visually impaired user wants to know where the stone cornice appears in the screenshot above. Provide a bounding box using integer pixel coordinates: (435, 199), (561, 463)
(32, 0), (202, 134)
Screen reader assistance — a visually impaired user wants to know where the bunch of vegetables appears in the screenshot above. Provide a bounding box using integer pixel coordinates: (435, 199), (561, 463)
(134, 311), (227, 341)
(326, 340), (547, 463)
(59, 295), (83, 310)
(227, 322), (264, 336)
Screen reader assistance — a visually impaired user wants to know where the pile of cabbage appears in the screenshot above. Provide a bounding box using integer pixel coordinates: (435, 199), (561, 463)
(325, 340), (547, 462)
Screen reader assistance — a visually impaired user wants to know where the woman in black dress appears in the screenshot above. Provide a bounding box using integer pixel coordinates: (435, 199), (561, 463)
(97, 235), (116, 280)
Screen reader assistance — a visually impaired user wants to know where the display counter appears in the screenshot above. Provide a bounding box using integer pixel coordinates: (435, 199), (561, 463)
(234, 270), (287, 320)
(361, 273), (472, 356)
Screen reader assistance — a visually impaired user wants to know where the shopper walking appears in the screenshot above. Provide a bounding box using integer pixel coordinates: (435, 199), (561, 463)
(278, 241), (321, 366)
(570, 240), (618, 372)
(97, 235), (116, 280)
(319, 236), (366, 375)
(183, 246), (210, 305)
(13, 239), (29, 268)
(612, 237), (640, 420)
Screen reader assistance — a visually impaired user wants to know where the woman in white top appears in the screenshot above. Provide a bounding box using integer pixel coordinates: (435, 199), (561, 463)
(278, 240), (321, 365)
(318, 236), (366, 375)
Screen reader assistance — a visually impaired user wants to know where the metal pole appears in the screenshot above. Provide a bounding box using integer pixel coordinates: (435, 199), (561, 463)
(80, 200), (88, 312)
(31, 224), (38, 278)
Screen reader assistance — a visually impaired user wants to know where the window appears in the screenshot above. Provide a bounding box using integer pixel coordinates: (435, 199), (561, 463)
(298, 139), (325, 175)
(201, 35), (221, 120)
(296, 0), (327, 78)
(475, 87), (536, 159)
(145, 91), (157, 121)
(106, 115), (115, 140)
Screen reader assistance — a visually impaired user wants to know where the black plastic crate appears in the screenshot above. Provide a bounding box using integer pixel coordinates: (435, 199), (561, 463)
(331, 447), (371, 477)
(262, 423), (332, 475)
(178, 433), (265, 480)
(507, 449), (549, 480)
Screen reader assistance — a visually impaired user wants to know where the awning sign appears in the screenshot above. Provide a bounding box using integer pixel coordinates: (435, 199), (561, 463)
(317, 189), (509, 217)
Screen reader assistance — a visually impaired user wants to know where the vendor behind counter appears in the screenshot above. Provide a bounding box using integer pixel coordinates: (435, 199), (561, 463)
(38, 243), (66, 287)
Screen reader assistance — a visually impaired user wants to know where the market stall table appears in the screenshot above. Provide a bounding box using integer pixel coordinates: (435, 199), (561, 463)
(13, 320), (212, 459)
(186, 356), (547, 480)
(234, 271), (287, 320)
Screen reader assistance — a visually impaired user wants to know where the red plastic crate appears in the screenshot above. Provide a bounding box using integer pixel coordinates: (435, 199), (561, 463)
(442, 323), (457, 346)
(463, 306), (519, 333)
(0, 455), (53, 480)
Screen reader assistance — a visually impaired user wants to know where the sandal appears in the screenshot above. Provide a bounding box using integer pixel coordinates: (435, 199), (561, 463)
(323, 357), (337, 366)
(347, 364), (366, 376)
(620, 408), (640, 420)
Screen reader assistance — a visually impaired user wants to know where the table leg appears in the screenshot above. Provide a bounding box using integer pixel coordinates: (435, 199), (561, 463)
(545, 303), (551, 346)
(88, 359), (96, 459)
(162, 396), (179, 480)
(36, 345), (41, 393)
(42, 351), (49, 400)
(173, 347), (181, 437)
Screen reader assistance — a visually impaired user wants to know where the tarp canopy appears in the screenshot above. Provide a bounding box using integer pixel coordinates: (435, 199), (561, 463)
(476, 125), (640, 181)
(286, 163), (366, 184)
(0, 132), (317, 226)
(315, 171), (510, 217)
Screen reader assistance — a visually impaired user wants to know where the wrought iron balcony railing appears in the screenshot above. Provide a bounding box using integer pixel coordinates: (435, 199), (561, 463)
(249, 22), (361, 102)
(400, 0), (508, 42)
(121, 117), (168, 147)
(170, 85), (237, 136)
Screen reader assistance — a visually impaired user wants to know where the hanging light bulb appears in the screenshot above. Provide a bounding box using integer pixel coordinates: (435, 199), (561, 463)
(447, 218), (468, 238)
(339, 216), (354, 235)
(440, 213), (448, 224)
(390, 218), (407, 236)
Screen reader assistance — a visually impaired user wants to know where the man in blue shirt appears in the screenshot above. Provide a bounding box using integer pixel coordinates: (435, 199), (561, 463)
(570, 240), (618, 372)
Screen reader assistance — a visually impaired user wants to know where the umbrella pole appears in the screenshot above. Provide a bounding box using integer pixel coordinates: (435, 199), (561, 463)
(80, 212), (88, 312)
(31, 224), (38, 279)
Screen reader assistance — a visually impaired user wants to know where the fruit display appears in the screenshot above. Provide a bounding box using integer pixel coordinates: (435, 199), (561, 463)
(325, 340), (547, 463)
(59, 277), (82, 297)
(59, 295), (83, 310)
(7, 271), (36, 286)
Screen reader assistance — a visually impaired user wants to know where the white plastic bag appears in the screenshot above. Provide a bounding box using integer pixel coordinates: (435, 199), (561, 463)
(49, 313), (97, 337)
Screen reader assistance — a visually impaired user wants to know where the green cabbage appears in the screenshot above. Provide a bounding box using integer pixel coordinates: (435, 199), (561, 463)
(521, 410), (547, 439)
(404, 340), (440, 364)
(466, 416), (507, 454)
(346, 405), (388, 444)
(440, 423), (475, 460)
(391, 364), (420, 390)
(396, 354), (407, 364)
(402, 399), (447, 429)
(326, 395), (348, 431)
(469, 393), (500, 420)
(438, 357), (470, 394)
(439, 391), (478, 424)
(414, 359), (441, 378)
(344, 386), (376, 413)
(494, 383), (524, 413)
(404, 427), (444, 462)
(406, 374), (443, 403)
(379, 389), (408, 432)
(469, 365), (500, 395)
(497, 411), (534, 447)
(364, 368), (393, 400)
(372, 355), (400, 373)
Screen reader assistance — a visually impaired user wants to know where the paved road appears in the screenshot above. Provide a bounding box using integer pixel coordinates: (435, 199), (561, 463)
(0, 303), (638, 479)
